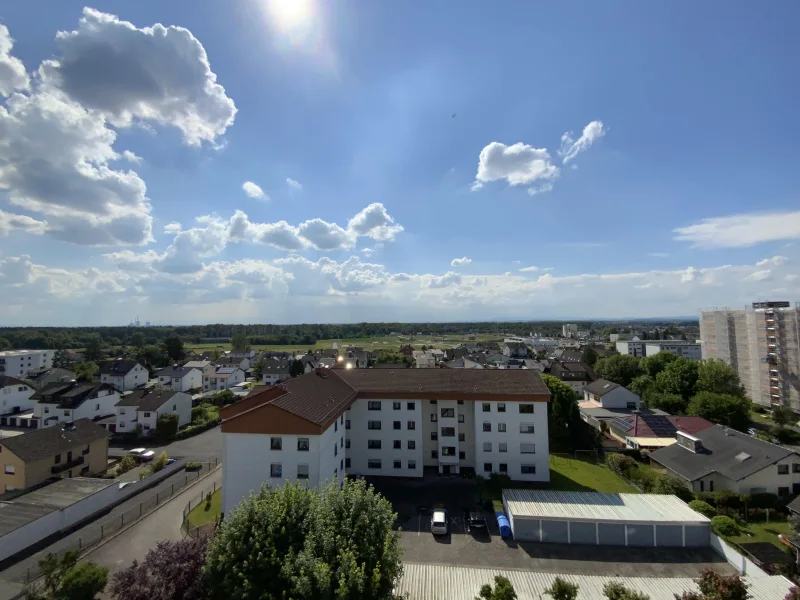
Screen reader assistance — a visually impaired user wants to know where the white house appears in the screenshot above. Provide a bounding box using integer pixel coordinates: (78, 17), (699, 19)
(261, 360), (292, 386)
(0, 376), (36, 425)
(220, 369), (551, 515)
(412, 351), (436, 369)
(154, 365), (203, 392)
(0, 350), (54, 378)
(114, 389), (192, 436)
(24, 368), (76, 390)
(31, 382), (119, 428)
(651, 426), (800, 496)
(582, 379), (641, 410)
(503, 342), (528, 358)
(643, 342), (702, 361)
(227, 350), (256, 360)
(99, 360), (148, 392)
(205, 366), (246, 391)
(216, 356), (251, 371)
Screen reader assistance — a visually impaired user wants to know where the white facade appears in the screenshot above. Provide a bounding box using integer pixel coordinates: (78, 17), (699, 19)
(644, 342), (702, 360)
(0, 350), (54, 378)
(616, 341), (645, 358)
(204, 367), (245, 391)
(34, 388), (120, 428)
(584, 386), (641, 410)
(115, 391), (192, 435)
(100, 363), (147, 392)
(562, 324), (578, 338)
(156, 368), (202, 392)
(0, 380), (36, 415)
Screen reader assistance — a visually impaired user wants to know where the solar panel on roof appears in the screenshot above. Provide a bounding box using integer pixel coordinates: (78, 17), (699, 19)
(610, 417), (633, 432)
(641, 414), (677, 437)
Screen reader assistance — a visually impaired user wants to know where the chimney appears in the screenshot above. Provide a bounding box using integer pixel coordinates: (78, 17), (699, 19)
(676, 430), (702, 453)
(315, 366), (328, 378)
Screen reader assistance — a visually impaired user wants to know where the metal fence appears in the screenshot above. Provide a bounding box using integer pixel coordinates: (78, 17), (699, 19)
(14, 459), (220, 585)
(181, 481), (222, 538)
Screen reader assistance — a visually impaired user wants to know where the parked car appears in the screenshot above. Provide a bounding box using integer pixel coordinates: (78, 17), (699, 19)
(128, 448), (155, 461)
(430, 509), (448, 535)
(465, 512), (487, 534)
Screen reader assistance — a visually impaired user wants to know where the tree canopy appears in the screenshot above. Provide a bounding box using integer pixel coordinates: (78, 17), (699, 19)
(639, 351), (678, 378)
(675, 567), (748, 600)
(695, 358), (745, 397)
(654, 357), (699, 400)
(290, 359), (306, 378)
(544, 576), (579, 600)
(162, 335), (185, 362)
(542, 374), (580, 446)
(476, 575), (518, 600)
(643, 390), (687, 415)
(628, 375), (655, 399)
(581, 346), (598, 367)
(593, 354), (642, 387)
(687, 392), (751, 432)
(30, 551), (107, 600)
(230, 332), (249, 352)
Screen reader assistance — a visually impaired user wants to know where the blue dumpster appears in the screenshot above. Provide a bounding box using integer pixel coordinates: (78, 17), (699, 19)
(496, 512), (511, 538)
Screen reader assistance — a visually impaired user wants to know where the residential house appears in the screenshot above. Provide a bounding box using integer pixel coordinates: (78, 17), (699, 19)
(262, 360), (293, 385)
(503, 342), (528, 358)
(114, 389), (191, 436)
(398, 345), (414, 358)
(154, 365), (203, 392)
(477, 342), (501, 354)
(31, 382), (119, 429)
(204, 366), (245, 391)
(24, 368), (76, 390)
(227, 350), (257, 360)
(445, 346), (470, 361)
(551, 348), (583, 363)
(220, 368), (551, 515)
(333, 358), (360, 369)
(0, 419), (110, 491)
(99, 359), (147, 392)
(413, 351), (436, 369)
(0, 350), (55, 378)
(183, 359), (212, 370)
(215, 356), (251, 371)
(0, 376), (36, 427)
(320, 349), (338, 359)
(650, 425), (800, 496)
(442, 357), (484, 369)
(546, 361), (596, 393)
(606, 413), (714, 450)
(582, 379), (641, 410)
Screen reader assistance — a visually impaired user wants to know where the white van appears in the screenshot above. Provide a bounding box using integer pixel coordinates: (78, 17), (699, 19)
(431, 509), (448, 535)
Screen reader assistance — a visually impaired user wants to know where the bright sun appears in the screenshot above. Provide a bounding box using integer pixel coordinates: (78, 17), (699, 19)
(267, 0), (313, 32)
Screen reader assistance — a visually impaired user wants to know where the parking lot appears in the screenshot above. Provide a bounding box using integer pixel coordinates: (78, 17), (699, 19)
(366, 475), (734, 578)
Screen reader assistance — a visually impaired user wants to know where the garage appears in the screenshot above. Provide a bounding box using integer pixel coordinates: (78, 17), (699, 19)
(502, 489), (710, 547)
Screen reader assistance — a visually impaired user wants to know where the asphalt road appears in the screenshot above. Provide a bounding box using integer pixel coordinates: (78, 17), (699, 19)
(110, 424), (222, 462)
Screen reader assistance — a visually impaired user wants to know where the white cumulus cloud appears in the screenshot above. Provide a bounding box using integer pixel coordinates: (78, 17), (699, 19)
(451, 257), (472, 267)
(518, 266), (539, 272)
(0, 25), (30, 96)
(242, 181), (267, 200)
(558, 120), (606, 164)
(286, 178), (302, 190)
(474, 141), (559, 190)
(673, 211), (800, 248)
(347, 203), (404, 241)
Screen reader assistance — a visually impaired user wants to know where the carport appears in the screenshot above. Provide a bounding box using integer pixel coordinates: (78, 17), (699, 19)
(502, 489), (710, 547)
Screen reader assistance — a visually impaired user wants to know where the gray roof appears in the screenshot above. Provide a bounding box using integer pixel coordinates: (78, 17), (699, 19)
(184, 360), (211, 369)
(116, 389), (183, 411)
(584, 379), (621, 397)
(156, 365), (200, 378)
(31, 382), (116, 409)
(0, 419), (109, 462)
(99, 359), (141, 375)
(262, 360), (292, 374)
(580, 406), (667, 420)
(0, 375), (29, 389)
(650, 424), (797, 482)
(215, 366), (239, 375)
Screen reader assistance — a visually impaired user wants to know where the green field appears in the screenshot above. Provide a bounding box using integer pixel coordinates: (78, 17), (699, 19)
(726, 519), (791, 550)
(186, 333), (504, 354)
(186, 489), (222, 528)
(549, 455), (639, 493)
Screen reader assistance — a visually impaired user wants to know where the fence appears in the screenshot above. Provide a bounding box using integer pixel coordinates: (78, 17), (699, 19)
(710, 533), (771, 578)
(181, 481), (222, 538)
(13, 459), (219, 585)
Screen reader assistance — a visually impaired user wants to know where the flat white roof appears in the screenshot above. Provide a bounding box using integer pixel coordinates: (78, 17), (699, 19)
(502, 490), (709, 525)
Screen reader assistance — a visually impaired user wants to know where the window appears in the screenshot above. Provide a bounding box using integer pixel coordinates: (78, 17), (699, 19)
(407, 402), (415, 410)
(442, 446), (456, 456)
(345, 439), (351, 449)
(408, 440), (416, 450)
(4, 465), (15, 474)
(335, 421), (338, 432)
(498, 423), (507, 433)
(394, 460), (402, 469)
(297, 438), (310, 451)
(794, 464), (800, 474)
(270, 437), (282, 450)
(519, 404), (534, 414)
(441, 427), (455, 437)
(82, 444), (90, 455)
(431, 450), (438, 459)
(483, 422), (491, 432)
(346, 420), (351, 429)
(95, 403), (100, 411)
(499, 442), (507, 453)
(626, 402), (637, 410)
(778, 464), (789, 475)
(430, 413), (437, 422)
(497, 403), (506, 413)
(367, 440), (382, 449)
(431, 432), (438, 441)
(142, 412), (150, 418)
(119, 408), (125, 415)
(407, 420), (416, 430)
(482, 403), (490, 412)
(345, 458), (351, 468)
(459, 451), (465, 460)
(54, 454), (61, 464)
(44, 406), (50, 414)
(520, 443), (536, 454)
(368, 401), (381, 411)
(408, 460), (416, 469)
(521, 465), (536, 474)
(341, 414), (344, 424)
(270, 464), (282, 477)
(393, 401), (401, 410)
(440, 408), (455, 418)
(483, 463), (492, 472)
(341, 458), (344, 471)
(499, 463), (508, 473)
(458, 414), (465, 423)
(368, 459), (381, 469)
(368, 421), (381, 430)
(340, 437), (343, 448)
(520, 424), (535, 434)
(483, 442), (492, 452)
(393, 421), (401, 430)
(457, 400), (464, 405)
(430, 400), (437, 405)
(779, 487), (790, 496)
(458, 433), (465, 442)
(297, 464), (309, 479)
(334, 445), (338, 456)
(393, 440), (401, 449)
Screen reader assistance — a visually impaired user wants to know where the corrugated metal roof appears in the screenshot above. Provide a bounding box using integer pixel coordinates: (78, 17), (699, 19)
(502, 490), (710, 524)
(396, 563), (793, 600)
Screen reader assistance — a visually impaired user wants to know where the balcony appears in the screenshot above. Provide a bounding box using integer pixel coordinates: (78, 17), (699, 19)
(52, 455), (84, 474)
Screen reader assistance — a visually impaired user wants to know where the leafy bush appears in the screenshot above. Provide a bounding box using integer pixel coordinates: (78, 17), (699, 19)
(606, 453), (636, 476)
(749, 492), (780, 510)
(695, 492), (716, 506)
(653, 474), (694, 502)
(174, 418), (219, 440)
(688, 500), (716, 518)
(190, 406), (207, 423)
(711, 515), (740, 537)
(151, 451), (170, 473)
(544, 576), (579, 600)
(713, 489), (741, 510)
(603, 581), (650, 600)
(156, 413), (179, 442)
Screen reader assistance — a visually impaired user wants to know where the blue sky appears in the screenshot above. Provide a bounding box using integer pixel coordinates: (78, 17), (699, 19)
(1, 1), (798, 325)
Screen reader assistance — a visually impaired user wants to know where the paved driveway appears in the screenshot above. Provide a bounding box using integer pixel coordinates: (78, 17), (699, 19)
(110, 425), (222, 462)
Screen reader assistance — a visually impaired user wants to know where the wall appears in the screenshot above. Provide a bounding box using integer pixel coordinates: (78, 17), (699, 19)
(0, 448), (26, 491)
(739, 454), (800, 495)
(0, 383), (36, 415)
(710, 534), (771, 578)
(602, 387), (640, 409)
(318, 419), (343, 485)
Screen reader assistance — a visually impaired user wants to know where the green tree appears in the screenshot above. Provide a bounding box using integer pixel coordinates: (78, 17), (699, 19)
(581, 346), (598, 367)
(695, 358), (745, 397)
(30, 551), (107, 600)
(639, 351), (678, 378)
(675, 568), (749, 600)
(131, 332), (146, 348)
(643, 390), (687, 415)
(653, 474), (693, 502)
(544, 576), (579, 600)
(155, 414), (179, 442)
(290, 359), (306, 378)
(84, 334), (104, 362)
(594, 355), (642, 387)
(476, 575), (517, 600)
(75, 361), (99, 383)
(251, 358), (267, 378)
(772, 405), (797, 428)
(204, 478), (402, 600)
(0, 337), (10, 350)
(542, 374), (580, 446)
(603, 581), (650, 600)
(52, 348), (72, 369)
(231, 333), (249, 352)
(150, 451), (170, 472)
(655, 357), (699, 400)
(162, 336), (185, 362)
(629, 375), (656, 399)
(687, 391), (751, 431)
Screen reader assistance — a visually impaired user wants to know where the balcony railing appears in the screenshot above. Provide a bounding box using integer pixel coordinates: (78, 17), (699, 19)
(52, 455), (84, 474)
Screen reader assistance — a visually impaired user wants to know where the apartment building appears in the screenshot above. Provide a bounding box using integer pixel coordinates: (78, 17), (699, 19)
(0, 350), (54, 378)
(220, 369), (551, 515)
(562, 324), (578, 338)
(31, 382), (119, 429)
(643, 341), (701, 360)
(700, 301), (800, 411)
(615, 340), (646, 358)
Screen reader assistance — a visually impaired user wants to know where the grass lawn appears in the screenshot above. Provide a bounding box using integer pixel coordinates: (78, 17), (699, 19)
(726, 519), (791, 550)
(548, 455), (638, 493)
(186, 489), (222, 528)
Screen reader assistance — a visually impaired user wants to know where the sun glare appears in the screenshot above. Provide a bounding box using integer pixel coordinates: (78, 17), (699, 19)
(268, 0), (313, 32)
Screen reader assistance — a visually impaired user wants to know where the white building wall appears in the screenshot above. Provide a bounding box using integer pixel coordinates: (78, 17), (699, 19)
(738, 455), (800, 495)
(318, 419), (344, 485)
(0, 350), (54, 378)
(35, 389), (119, 428)
(0, 382), (36, 414)
(262, 372), (290, 385)
(616, 341), (645, 358)
(644, 343), (702, 360)
(595, 387), (641, 409)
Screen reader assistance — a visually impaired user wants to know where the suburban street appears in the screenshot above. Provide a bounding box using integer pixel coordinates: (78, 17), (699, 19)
(109, 425), (222, 463)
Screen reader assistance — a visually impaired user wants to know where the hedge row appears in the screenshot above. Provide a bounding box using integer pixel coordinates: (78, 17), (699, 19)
(175, 418), (221, 441)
